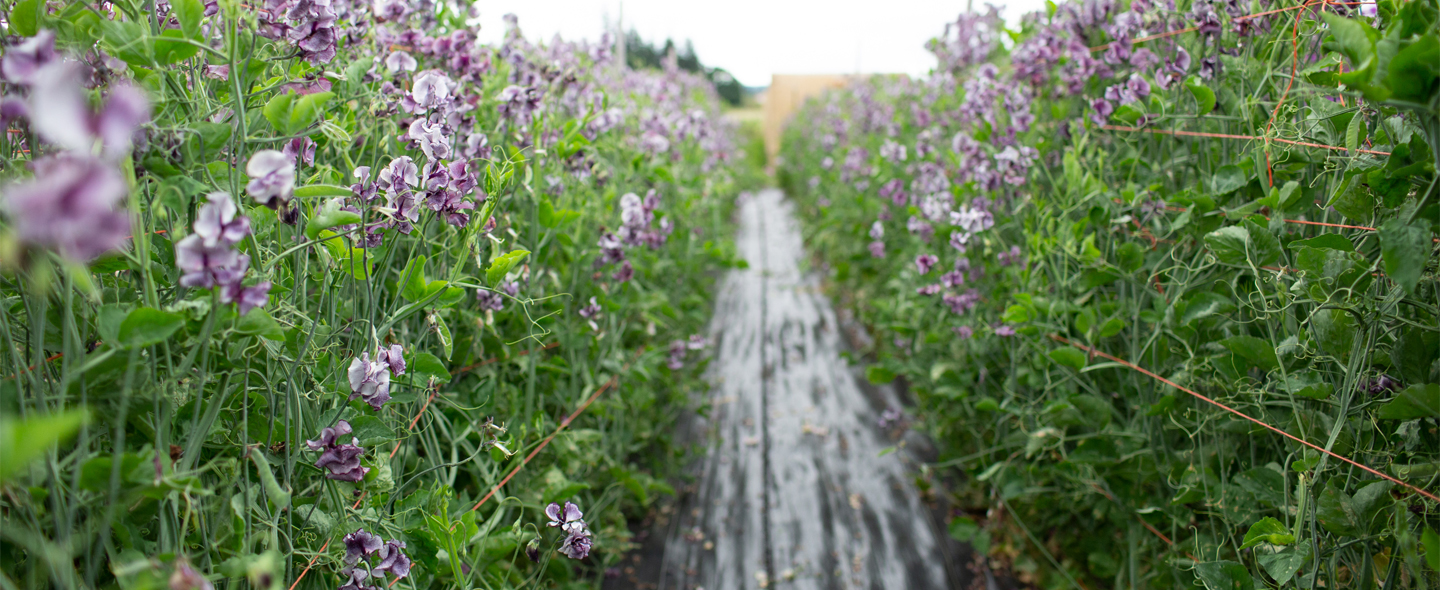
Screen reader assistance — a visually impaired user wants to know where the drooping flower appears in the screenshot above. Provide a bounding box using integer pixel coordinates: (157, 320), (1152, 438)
(545, 501), (586, 534)
(371, 540), (411, 579)
(558, 531), (593, 560)
(407, 117), (451, 161)
(245, 150), (296, 208)
(282, 137), (317, 167)
(475, 289), (505, 311)
(375, 344), (405, 376)
(222, 281), (272, 317)
(28, 61), (151, 161)
(168, 561), (214, 590)
(0, 30), (58, 85)
(342, 528), (383, 565)
(384, 51), (418, 73)
(915, 254), (938, 275)
(347, 353), (393, 410)
(307, 421), (370, 482)
(1, 154), (131, 262)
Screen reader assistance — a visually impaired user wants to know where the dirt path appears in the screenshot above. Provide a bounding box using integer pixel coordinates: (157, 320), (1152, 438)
(655, 189), (957, 590)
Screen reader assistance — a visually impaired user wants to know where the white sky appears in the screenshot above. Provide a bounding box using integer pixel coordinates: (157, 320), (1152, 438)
(473, 1), (1049, 87)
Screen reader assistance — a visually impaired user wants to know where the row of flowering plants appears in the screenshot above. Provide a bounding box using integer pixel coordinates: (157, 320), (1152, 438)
(0, 1), (758, 588)
(781, 0), (1439, 587)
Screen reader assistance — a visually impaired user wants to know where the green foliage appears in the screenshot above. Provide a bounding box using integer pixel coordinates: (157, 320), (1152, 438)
(780, 0), (1440, 586)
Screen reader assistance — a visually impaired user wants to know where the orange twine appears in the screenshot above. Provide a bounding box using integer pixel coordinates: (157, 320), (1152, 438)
(1049, 334), (1440, 504)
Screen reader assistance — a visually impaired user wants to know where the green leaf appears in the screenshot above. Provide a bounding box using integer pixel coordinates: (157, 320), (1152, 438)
(1184, 76), (1216, 115)
(1049, 347), (1087, 370)
(485, 249), (530, 285)
(1317, 483), (1362, 536)
(1321, 13), (1379, 74)
(1289, 234), (1354, 252)
(1002, 304), (1032, 323)
(1240, 517), (1295, 549)
(1344, 110), (1366, 153)
(0, 409), (89, 482)
(347, 415), (396, 446)
(1281, 371), (1334, 400)
(1257, 541), (1309, 586)
(399, 256), (429, 302)
(1310, 308), (1356, 361)
(1377, 383), (1440, 420)
(9, 0), (43, 36)
(153, 29), (201, 65)
(1194, 561), (1254, 590)
(1181, 292), (1236, 325)
(1379, 219), (1431, 296)
(235, 308), (285, 341)
(1220, 336), (1280, 370)
(1209, 165), (1247, 195)
(263, 93), (297, 134)
(1424, 528), (1439, 570)
(172, 0), (205, 39)
(538, 200), (581, 228)
(407, 352), (451, 384)
(432, 314), (452, 361)
(294, 185), (354, 198)
(865, 366), (896, 384)
(1386, 34), (1440, 102)
(287, 92), (334, 135)
(1204, 221), (1281, 267)
(118, 307), (185, 348)
(304, 199), (363, 240)
(263, 91), (334, 135)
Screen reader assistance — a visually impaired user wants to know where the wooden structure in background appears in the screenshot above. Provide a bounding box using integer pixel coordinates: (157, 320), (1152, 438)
(761, 74), (854, 159)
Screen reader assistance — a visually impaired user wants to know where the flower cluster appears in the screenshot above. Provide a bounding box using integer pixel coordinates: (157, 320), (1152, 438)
(545, 502), (593, 560)
(666, 335), (707, 370)
(595, 190), (673, 283)
(306, 420), (368, 482)
(176, 192), (271, 315)
(348, 345), (405, 410)
(0, 32), (147, 263)
(339, 528), (410, 590)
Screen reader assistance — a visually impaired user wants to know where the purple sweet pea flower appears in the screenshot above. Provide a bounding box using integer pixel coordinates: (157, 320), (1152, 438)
(245, 150), (296, 208)
(1089, 98), (1115, 126)
(309, 421), (370, 482)
(193, 192), (252, 247)
(995, 324), (1017, 337)
(28, 62), (151, 161)
(385, 51), (418, 74)
(916, 284), (942, 296)
(408, 70), (454, 112)
(612, 260), (635, 283)
(0, 30), (58, 85)
(222, 281), (272, 317)
(337, 568), (373, 590)
(546, 501), (585, 534)
(378, 156), (419, 194)
(559, 531), (593, 560)
(868, 240), (886, 258)
(407, 118), (451, 161)
(282, 137), (317, 168)
(375, 344), (405, 376)
(203, 65), (230, 80)
(176, 236), (249, 289)
(168, 561), (213, 590)
(1, 154), (131, 262)
(915, 254), (938, 275)
(869, 220), (884, 240)
(475, 289), (505, 311)
(347, 353), (392, 410)
(372, 540), (411, 579)
(940, 270), (965, 288)
(906, 216), (934, 241)
(342, 527), (383, 565)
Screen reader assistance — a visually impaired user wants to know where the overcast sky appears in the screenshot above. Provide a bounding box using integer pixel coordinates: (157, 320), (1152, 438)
(473, 1), (1049, 87)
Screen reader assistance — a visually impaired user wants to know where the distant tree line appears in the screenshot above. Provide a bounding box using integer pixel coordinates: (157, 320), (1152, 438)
(624, 31), (744, 106)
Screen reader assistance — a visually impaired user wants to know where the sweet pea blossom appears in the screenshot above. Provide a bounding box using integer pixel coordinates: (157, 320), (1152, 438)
(245, 150), (296, 208)
(372, 540), (411, 579)
(915, 254), (939, 274)
(28, 61), (150, 161)
(546, 501), (586, 534)
(307, 420), (369, 482)
(406, 118), (451, 160)
(0, 30), (58, 85)
(385, 51), (418, 73)
(348, 352), (393, 410)
(1, 154), (131, 262)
